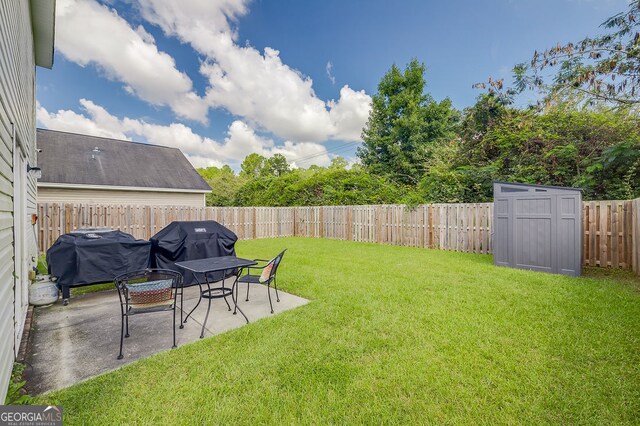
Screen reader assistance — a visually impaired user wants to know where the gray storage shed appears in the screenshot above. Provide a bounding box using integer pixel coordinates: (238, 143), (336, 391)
(493, 182), (582, 276)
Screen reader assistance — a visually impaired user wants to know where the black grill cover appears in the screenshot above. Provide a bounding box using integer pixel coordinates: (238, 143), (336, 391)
(47, 230), (152, 287)
(150, 221), (238, 285)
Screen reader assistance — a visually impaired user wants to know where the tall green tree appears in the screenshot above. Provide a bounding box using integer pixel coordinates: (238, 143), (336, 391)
(197, 165), (246, 206)
(262, 153), (290, 177)
(240, 153), (266, 178)
(328, 156), (349, 170)
(358, 59), (459, 184)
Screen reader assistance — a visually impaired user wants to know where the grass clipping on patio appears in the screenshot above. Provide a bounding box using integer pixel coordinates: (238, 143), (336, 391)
(37, 238), (640, 424)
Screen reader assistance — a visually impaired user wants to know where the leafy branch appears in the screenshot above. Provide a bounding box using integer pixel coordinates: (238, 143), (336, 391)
(477, 1), (640, 109)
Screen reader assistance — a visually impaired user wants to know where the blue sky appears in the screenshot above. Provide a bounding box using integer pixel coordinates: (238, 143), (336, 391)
(36, 0), (629, 170)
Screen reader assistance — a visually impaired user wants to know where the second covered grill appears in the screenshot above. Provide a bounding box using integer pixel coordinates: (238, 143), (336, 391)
(149, 220), (238, 285)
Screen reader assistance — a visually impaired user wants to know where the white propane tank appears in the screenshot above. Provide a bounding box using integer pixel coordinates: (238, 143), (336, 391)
(30, 275), (59, 306)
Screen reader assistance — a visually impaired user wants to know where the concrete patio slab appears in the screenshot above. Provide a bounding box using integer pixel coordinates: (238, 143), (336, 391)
(25, 281), (308, 394)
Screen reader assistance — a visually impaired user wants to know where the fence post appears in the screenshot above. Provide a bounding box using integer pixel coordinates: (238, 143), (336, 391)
(252, 207), (257, 239)
(376, 205), (382, 244)
(293, 207), (298, 237)
(146, 206), (151, 239)
(64, 204), (71, 234)
(611, 202), (619, 268)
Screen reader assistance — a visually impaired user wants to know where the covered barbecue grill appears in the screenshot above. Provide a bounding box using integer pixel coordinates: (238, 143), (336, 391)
(150, 221), (238, 286)
(47, 229), (152, 303)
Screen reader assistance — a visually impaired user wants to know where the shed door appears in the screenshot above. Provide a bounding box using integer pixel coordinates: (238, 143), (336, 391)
(513, 195), (555, 273)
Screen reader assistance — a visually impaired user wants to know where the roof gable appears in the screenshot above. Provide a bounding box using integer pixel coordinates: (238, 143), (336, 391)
(37, 129), (211, 192)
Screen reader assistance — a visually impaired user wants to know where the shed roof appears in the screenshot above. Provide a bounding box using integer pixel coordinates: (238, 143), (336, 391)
(36, 129), (211, 192)
(493, 181), (583, 194)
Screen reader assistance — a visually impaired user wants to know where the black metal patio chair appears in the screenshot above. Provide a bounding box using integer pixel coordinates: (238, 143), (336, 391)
(115, 269), (183, 359)
(239, 249), (287, 314)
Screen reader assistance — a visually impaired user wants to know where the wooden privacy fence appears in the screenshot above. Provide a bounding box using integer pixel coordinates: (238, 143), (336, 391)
(37, 199), (640, 274)
(37, 203), (494, 254)
(583, 200), (635, 269)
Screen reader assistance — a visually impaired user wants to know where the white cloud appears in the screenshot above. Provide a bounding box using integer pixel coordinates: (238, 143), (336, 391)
(37, 100), (332, 168)
(137, 0), (372, 142)
(328, 86), (372, 141)
(221, 121), (331, 166)
(222, 120), (274, 159)
(50, 0), (372, 150)
(136, 0), (250, 55)
(326, 61), (336, 85)
(55, 0), (208, 122)
(184, 155), (225, 169)
(36, 101), (130, 140)
(273, 141), (331, 169)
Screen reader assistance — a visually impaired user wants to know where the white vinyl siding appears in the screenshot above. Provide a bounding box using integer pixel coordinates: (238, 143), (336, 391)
(38, 187), (206, 207)
(0, 1), (39, 402)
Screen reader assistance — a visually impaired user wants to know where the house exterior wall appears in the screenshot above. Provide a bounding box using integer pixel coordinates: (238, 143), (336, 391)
(0, 1), (40, 402)
(38, 187), (207, 207)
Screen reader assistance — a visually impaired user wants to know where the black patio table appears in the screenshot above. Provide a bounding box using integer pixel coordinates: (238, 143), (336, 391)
(175, 256), (257, 338)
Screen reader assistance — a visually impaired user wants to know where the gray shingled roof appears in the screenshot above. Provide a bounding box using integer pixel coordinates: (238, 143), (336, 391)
(37, 129), (211, 191)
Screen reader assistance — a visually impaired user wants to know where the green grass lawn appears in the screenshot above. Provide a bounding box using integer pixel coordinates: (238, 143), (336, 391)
(36, 238), (640, 424)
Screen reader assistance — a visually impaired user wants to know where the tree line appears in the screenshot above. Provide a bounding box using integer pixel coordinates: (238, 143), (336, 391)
(198, 2), (640, 207)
